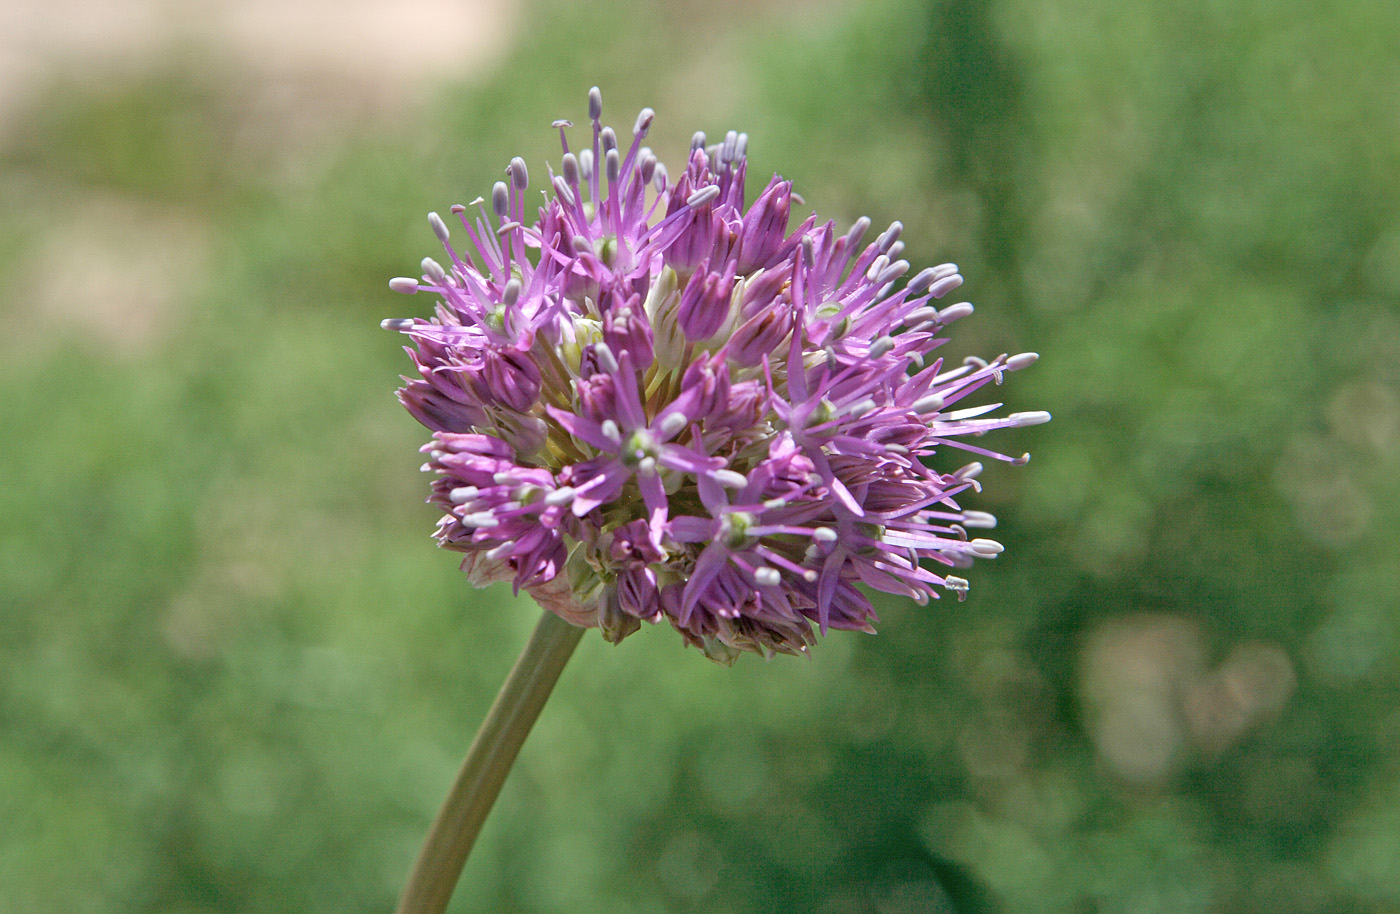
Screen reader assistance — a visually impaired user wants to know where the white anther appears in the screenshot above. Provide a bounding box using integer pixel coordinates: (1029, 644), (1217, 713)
(913, 393), (945, 414)
(544, 487), (576, 506)
(812, 528), (838, 544)
(659, 412), (689, 439)
(754, 567), (781, 587)
(509, 156), (529, 190)
(1009, 411), (1052, 427)
(686, 185), (721, 208)
(593, 341), (619, 373)
(552, 176), (576, 208)
(1005, 352), (1040, 371)
(954, 462), (984, 480)
(876, 221), (903, 252)
(421, 258), (447, 284)
(714, 469), (748, 489)
(930, 275), (965, 299)
(463, 512), (499, 529)
(876, 259), (910, 285)
(937, 302), (974, 323)
(906, 270), (939, 297)
(448, 486), (478, 504)
(600, 420), (621, 443)
(961, 510), (997, 529)
(389, 277), (419, 294)
(969, 538), (1004, 557)
(380, 318), (414, 330)
(428, 212), (451, 244)
(868, 336), (896, 359)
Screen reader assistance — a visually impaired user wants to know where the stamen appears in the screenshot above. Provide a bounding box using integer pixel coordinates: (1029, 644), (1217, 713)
(954, 462), (984, 480)
(687, 185), (721, 208)
(970, 538), (1004, 557)
(388, 278), (419, 294)
(961, 510), (996, 529)
(843, 216), (871, 250)
(544, 487), (576, 506)
(937, 302), (974, 323)
(913, 394), (944, 414)
(906, 268), (939, 296)
(594, 341), (619, 373)
(421, 257), (447, 284)
(552, 176), (576, 209)
(492, 181), (510, 219)
(428, 212), (451, 244)
(876, 221), (903, 253)
(659, 412), (689, 439)
(876, 259), (910, 285)
(509, 156), (529, 190)
(714, 469), (748, 489)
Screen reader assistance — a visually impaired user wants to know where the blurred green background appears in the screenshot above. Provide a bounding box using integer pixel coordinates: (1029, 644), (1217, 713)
(3, 0), (1398, 910)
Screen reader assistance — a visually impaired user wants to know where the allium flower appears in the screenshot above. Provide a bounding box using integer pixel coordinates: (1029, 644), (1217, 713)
(384, 88), (1047, 663)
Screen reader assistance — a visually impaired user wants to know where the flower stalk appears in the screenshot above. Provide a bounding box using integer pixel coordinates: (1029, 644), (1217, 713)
(395, 609), (584, 914)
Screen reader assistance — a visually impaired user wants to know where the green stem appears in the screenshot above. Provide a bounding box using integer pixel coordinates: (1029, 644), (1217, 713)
(395, 609), (584, 914)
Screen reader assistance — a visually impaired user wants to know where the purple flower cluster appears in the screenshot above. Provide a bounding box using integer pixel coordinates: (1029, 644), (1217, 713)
(384, 88), (1046, 663)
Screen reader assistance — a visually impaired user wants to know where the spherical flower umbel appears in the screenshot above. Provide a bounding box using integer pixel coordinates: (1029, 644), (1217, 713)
(384, 88), (1047, 664)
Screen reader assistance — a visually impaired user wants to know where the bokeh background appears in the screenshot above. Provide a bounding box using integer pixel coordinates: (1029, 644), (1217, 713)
(3, 0), (1398, 911)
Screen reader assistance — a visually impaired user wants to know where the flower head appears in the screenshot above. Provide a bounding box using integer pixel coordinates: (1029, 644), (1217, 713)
(384, 88), (1046, 663)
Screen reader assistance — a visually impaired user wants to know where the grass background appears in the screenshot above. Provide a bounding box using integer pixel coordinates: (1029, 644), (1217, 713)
(3, 0), (1398, 911)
